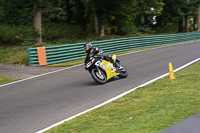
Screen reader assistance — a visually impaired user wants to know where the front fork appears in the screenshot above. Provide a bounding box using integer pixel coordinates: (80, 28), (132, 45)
(90, 67), (103, 76)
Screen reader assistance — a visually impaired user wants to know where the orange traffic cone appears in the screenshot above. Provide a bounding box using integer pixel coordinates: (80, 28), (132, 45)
(169, 62), (176, 80)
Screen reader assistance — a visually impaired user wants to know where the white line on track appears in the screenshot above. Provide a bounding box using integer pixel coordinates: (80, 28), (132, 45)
(36, 58), (200, 133)
(0, 64), (83, 88)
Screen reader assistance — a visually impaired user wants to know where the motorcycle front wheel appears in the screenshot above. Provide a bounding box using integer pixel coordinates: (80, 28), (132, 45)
(91, 69), (107, 84)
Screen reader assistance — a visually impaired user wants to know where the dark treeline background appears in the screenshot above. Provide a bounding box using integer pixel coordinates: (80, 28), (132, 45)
(0, 0), (200, 47)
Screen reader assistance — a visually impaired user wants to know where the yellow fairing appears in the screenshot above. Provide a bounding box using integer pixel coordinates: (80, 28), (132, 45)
(102, 60), (119, 80)
(112, 54), (117, 61)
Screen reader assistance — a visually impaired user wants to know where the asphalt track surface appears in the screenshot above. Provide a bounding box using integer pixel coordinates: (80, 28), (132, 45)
(161, 112), (200, 133)
(0, 41), (200, 133)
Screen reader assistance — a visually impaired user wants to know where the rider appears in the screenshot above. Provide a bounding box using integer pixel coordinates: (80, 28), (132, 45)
(84, 42), (117, 68)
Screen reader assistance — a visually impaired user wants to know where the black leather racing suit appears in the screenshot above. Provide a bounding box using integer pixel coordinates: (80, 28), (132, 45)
(84, 47), (103, 65)
(84, 47), (114, 66)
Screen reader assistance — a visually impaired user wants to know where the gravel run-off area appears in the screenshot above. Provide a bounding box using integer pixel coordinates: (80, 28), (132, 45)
(0, 63), (65, 79)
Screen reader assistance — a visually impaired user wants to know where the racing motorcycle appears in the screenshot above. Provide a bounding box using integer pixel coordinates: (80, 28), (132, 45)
(85, 54), (128, 84)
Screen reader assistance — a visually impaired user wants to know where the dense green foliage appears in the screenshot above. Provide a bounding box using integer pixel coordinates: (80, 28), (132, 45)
(158, 0), (200, 24)
(0, 0), (200, 46)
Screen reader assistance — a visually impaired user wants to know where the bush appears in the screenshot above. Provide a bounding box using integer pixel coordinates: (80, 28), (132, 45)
(120, 21), (139, 35)
(154, 23), (179, 34)
(0, 23), (84, 46)
(42, 23), (84, 44)
(117, 21), (139, 36)
(0, 24), (20, 45)
(0, 24), (35, 46)
(138, 25), (155, 34)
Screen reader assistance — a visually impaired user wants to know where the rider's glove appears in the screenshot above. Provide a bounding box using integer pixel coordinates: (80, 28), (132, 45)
(96, 53), (103, 57)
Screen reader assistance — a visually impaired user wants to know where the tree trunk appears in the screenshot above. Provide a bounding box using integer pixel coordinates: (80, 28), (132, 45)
(178, 17), (185, 32)
(100, 25), (105, 37)
(91, 0), (99, 36)
(33, 0), (42, 44)
(144, 15), (149, 25)
(195, 4), (200, 31)
(178, 20), (182, 32)
(94, 9), (99, 36)
(156, 16), (162, 26)
(198, 4), (200, 31)
(185, 16), (189, 32)
(66, 0), (71, 22)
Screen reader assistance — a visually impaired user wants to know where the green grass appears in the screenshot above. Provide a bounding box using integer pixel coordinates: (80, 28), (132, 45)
(0, 45), (28, 65)
(0, 75), (20, 85)
(44, 61), (200, 133)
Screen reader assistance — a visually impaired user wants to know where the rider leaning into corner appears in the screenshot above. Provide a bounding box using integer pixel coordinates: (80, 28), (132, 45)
(83, 42), (122, 69)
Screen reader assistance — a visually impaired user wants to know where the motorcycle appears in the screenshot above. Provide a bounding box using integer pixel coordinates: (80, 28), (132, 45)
(85, 54), (128, 84)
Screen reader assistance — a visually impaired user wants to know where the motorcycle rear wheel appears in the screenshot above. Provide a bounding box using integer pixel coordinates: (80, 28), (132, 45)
(91, 69), (107, 84)
(116, 63), (128, 78)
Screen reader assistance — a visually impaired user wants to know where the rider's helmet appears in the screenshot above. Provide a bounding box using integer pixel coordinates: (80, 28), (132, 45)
(84, 42), (93, 53)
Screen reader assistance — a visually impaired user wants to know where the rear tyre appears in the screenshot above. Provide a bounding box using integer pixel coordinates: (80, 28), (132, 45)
(91, 69), (107, 84)
(116, 62), (128, 78)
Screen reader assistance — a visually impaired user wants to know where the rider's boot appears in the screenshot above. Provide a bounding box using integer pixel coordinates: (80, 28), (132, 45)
(105, 55), (123, 70)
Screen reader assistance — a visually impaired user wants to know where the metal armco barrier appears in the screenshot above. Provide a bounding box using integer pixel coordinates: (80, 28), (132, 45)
(27, 32), (200, 66)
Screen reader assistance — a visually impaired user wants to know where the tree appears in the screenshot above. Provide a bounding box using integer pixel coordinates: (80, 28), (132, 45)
(194, 4), (200, 31)
(33, 0), (42, 44)
(0, 0), (33, 24)
(91, 0), (139, 36)
(134, 0), (164, 26)
(156, 0), (200, 32)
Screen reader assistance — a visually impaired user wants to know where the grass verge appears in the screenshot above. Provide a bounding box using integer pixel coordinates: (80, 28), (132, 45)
(44, 61), (200, 133)
(0, 45), (28, 65)
(0, 75), (20, 85)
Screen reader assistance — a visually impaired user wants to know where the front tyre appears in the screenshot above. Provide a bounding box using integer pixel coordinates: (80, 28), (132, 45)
(91, 69), (107, 84)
